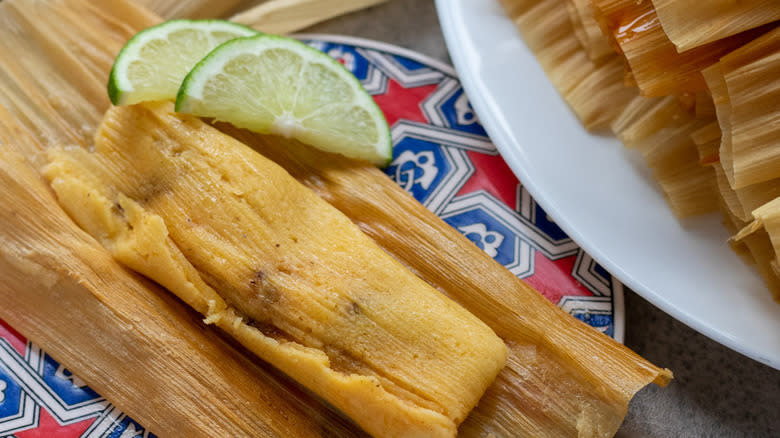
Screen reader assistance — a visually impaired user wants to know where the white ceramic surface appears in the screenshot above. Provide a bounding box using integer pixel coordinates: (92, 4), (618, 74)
(436, 0), (780, 369)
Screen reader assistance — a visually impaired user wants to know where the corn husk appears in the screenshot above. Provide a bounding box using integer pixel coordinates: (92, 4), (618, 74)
(0, 0), (672, 436)
(691, 121), (721, 166)
(634, 119), (719, 217)
(500, 0), (636, 131)
(231, 0), (389, 34)
(139, 0), (390, 34)
(734, 197), (780, 301)
(565, 0), (613, 62)
(649, 0), (780, 53)
(611, 95), (690, 146)
(704, 28), (780, 190)
(137, 0), (253, 19)
(590, 0), (769, 97)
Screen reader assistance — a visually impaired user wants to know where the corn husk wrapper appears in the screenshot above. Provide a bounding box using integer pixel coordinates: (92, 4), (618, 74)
(703, 27), (780, 190)
(649, 0), (780, 53)
(565, 0), (613, 62)
(0, 0), (672, 437)
(137, 0), (252, 19)
(634, 119), (719, 217)
(230, 0), (388, 34)
(691, 121), (721, 166)
(591, 0), (769, 97)
(734, 197), (780, 301)
(611, 95), (690, 146)
(500, 0), (635, 131)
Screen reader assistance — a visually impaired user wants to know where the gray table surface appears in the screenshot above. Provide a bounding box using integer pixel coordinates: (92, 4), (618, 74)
(308, 1), (780, 437)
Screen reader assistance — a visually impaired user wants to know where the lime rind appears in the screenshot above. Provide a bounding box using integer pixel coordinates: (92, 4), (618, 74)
(108, 19), (257, 106)
(176, 34), (392, 166)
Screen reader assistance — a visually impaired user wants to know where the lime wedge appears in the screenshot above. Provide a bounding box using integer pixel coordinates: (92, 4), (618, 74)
(108, 19), (257, 105)
(175, 35), (392, 166)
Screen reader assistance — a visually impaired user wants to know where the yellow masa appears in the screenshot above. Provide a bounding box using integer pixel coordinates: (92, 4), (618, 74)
(43, 102), (507, 438)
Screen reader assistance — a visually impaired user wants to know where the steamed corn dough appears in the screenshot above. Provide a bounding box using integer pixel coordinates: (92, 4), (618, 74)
(44, 102), (507, 438)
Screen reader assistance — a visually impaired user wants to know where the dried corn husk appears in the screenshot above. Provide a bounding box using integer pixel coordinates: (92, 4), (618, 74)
(0, 0), (672, 436)
(565, 0), (613, 62)
(590, 0), (769, 97)
(231, 0), (388, 34)
(139, 0), (390, 35)
(691, 121), (721, 166)
(713, 164), (780, 222)
(703, 27), (780, 190)
(611, 95), (690, 146)
(137, 0), (253, 19)
(634, 119), (719, 217)
(734, 197), (780, 301)
(649, 0), (780, 52)
(500, 0), (635, 131)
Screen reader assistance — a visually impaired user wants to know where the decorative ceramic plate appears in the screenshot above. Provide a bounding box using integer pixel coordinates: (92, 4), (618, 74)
(435, 0), (780, 370)
(0, 35), (623, 436)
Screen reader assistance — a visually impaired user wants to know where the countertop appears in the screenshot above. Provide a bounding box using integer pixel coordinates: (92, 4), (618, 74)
(307, 1), (780, 437)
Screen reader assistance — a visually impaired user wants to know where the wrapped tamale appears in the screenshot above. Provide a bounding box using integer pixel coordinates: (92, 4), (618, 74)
(43, 102), (508, 438)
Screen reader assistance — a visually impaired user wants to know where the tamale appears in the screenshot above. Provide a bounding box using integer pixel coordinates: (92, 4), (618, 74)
(0, 0), (672, 436)
(500, 0), (635, 130)
(704, 28), (780, 190)
(44, 102), (508, 438)
(649, 0), (780, 52)
(734, 197), (780, 301)
(590, 0), (769, 97)
(565, 0), (613, 62)
(0, 108), (362, 438)
(221, 122), (673, 437)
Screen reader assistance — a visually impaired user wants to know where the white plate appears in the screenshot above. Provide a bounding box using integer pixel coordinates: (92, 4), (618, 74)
(436, 0), (780, 369)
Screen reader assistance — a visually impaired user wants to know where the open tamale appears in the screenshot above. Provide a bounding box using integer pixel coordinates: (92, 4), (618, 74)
(649, 0), (780, 52)
(0, 105), (362, 438)
(500, 0), (635, 131)
(0, 0), (672, 437)
(44, 102), (508, 438)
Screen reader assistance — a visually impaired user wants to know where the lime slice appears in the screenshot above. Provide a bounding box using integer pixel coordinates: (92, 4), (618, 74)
(175, 35), (392, 166)
(108, 19), (257, 105)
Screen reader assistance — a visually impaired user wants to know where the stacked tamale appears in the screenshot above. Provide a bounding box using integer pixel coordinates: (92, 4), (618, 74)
(500, 0), (780, 301)
(0, 0), (672, 437)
